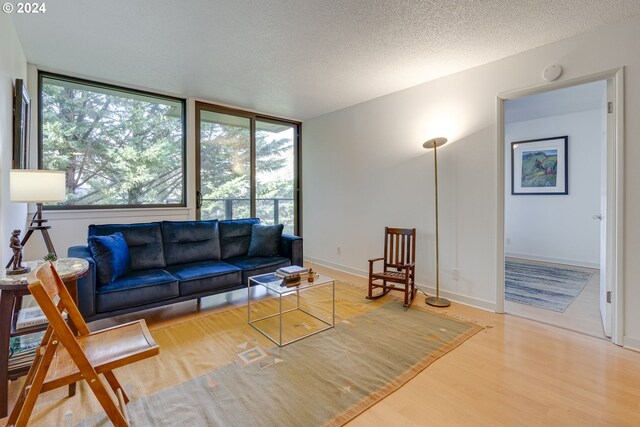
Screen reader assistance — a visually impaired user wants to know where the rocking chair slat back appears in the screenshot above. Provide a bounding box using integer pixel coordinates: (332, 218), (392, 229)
(384, 227), (415, 270)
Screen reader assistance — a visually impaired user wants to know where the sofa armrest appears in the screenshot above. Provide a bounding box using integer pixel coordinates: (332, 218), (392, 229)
(280, 234), (303, 267)
(68, 245), (97, 319)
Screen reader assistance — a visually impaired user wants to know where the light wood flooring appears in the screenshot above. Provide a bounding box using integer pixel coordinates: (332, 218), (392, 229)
(504, 258), (606, 339)
(6, 264), (640, 427)
(312, 263), (640, 427)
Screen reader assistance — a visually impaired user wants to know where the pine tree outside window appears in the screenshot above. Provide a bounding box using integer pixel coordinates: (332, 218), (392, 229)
(39, 73), (186, 208)
(196, 103), (300, 235)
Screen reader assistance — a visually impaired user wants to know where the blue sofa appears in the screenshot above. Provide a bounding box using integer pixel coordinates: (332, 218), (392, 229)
(68, 218), (303, 322)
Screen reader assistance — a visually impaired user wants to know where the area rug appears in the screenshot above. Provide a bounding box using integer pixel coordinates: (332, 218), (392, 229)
(505, 260), (594, 312)
(17, 283), (481, 427)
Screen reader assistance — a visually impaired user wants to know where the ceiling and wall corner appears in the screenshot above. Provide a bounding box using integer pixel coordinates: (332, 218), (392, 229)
(0, 13), (28, 265)
(9, 0), (640, 120)
(302, 14), (640, 350)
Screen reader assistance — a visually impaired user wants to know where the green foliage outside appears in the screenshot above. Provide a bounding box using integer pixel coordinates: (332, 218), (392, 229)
(42, 78), (184, 206)
(521, 150), (558, 188)
(42, 77), (295, 233)
(199, 120), (295, 233)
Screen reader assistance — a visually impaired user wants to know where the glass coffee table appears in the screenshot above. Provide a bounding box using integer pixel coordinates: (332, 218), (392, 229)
(248, 272), (335, 346)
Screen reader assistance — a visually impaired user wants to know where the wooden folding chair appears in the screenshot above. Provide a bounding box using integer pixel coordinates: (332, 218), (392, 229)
(367, 227), (417, 307)
(7, 262), (159, 427)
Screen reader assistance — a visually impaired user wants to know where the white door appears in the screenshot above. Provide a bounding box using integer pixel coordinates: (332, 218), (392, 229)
(599, 78), (614, 338)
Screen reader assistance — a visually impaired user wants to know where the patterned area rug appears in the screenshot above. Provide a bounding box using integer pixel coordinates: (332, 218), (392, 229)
(505, 260), (594, 312)
(60, 284), (482, 427)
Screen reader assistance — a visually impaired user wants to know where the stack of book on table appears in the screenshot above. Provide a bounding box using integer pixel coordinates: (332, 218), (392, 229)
(9, 331), (45, 371)
(275, 265), (310, 287)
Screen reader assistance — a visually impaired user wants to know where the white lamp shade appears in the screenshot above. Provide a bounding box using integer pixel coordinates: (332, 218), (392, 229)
(10, 170), (66, 203)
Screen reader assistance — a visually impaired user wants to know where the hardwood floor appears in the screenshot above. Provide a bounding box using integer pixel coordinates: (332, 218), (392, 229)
(308, 263), (640, 427)
(504, 258), (606, 339)
(6, 264), (639, 427)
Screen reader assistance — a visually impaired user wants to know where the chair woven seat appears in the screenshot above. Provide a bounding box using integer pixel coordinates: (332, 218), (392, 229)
(371, 271), (406, 280)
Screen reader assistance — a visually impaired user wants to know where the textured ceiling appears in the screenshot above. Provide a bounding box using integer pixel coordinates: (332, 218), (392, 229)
(10, 0), (640, 120)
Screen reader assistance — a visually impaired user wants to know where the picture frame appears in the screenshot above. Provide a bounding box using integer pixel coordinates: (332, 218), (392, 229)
(511, 136), (568, 195)
(13, 78), (31, 169)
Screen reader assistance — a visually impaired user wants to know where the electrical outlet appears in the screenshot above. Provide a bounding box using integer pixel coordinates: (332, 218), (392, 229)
(336, 246), (342, 255)
(452, 268), (460, 280)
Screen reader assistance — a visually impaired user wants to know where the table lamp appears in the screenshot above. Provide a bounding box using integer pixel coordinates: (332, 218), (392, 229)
(6, 170), (66, 269)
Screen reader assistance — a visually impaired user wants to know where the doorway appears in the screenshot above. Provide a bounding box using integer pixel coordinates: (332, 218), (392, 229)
(496, 69), (624, 345)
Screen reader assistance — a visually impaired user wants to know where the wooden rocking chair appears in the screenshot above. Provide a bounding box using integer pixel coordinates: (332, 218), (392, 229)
(367, 227), (417, 307)
(7, 262), (159, 427)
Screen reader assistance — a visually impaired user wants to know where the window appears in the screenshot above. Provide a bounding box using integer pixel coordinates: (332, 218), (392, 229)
(39, 73), (186, 208)
(196, 103), (300, 235)
(255, 119), (296, 233)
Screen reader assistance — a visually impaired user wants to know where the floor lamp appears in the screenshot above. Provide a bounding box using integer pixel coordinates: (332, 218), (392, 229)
(6, 170), (66, 269)
(423, 137), (451, 308)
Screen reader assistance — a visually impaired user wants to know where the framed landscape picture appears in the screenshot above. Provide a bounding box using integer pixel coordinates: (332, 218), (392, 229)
(511, 136), (568, 195)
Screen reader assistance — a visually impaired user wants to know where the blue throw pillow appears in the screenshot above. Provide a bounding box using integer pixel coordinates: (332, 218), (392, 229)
(247, 224), (284, 257)
(88, 232), (131, 285)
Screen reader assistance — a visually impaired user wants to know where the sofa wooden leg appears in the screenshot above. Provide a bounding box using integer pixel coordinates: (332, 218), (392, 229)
(196, 297), (201, 306)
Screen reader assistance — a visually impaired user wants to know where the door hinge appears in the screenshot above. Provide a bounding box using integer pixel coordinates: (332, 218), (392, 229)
(607, 291), (612, 303)
(608, 102), (613, 114)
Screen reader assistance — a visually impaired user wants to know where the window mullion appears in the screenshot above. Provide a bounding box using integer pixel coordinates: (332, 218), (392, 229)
(250, 117), (257, 219)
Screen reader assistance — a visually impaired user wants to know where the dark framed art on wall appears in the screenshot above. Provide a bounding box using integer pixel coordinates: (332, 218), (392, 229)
(13, 78), (31, 169)
(511, 136), (568, 195)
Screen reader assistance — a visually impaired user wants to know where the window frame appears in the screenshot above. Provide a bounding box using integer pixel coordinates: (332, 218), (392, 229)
(38, 71), (188, 210)
(195, 101), (302, 236)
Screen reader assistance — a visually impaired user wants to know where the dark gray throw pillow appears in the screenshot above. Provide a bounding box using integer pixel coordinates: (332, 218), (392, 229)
(88, 232), (131, 285)
(247, 224), (284, 257)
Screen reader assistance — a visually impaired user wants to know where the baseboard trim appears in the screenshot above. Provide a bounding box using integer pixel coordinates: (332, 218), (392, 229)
(304, 256), (368, 278)
(305, 256), (496, 312)
(416, 284), (496, 312)
(623, 336), (640, 352)
(505, 252), (599, 269)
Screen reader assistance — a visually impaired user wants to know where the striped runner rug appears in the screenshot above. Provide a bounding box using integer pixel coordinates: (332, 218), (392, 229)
(505, 260), (594, 312)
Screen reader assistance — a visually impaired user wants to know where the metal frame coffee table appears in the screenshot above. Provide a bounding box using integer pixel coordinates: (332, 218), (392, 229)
(248, 272), (335, 346)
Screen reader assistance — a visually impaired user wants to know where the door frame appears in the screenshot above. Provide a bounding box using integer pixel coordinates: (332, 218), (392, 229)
(495, 68), (625, 345)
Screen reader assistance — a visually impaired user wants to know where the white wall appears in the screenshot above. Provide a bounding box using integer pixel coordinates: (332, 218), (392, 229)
(0, 14), (27, 265)
(303, 15), (640, 348)
(505, 108), (603, 268)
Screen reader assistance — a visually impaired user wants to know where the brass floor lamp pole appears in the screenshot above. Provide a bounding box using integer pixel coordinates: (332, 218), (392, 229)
(423, 137), (451, 308)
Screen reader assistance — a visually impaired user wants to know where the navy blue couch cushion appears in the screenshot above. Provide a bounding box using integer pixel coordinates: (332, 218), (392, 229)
(162, 220), (221, 265)
(89, 222), (166, 270)
(219, 218), (260, 259)
(225, 255), (291, 285)
(87, 232), (131, 285)
(247, 224), (284, 257)
(95, 269), (179, 313)
(166, 260), (242, 296)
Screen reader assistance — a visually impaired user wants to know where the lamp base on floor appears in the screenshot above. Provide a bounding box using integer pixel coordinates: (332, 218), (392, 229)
(426, 296), (451, 307)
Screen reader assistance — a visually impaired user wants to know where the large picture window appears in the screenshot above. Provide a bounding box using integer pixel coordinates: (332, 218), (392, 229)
(39, 73), (186, 208)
